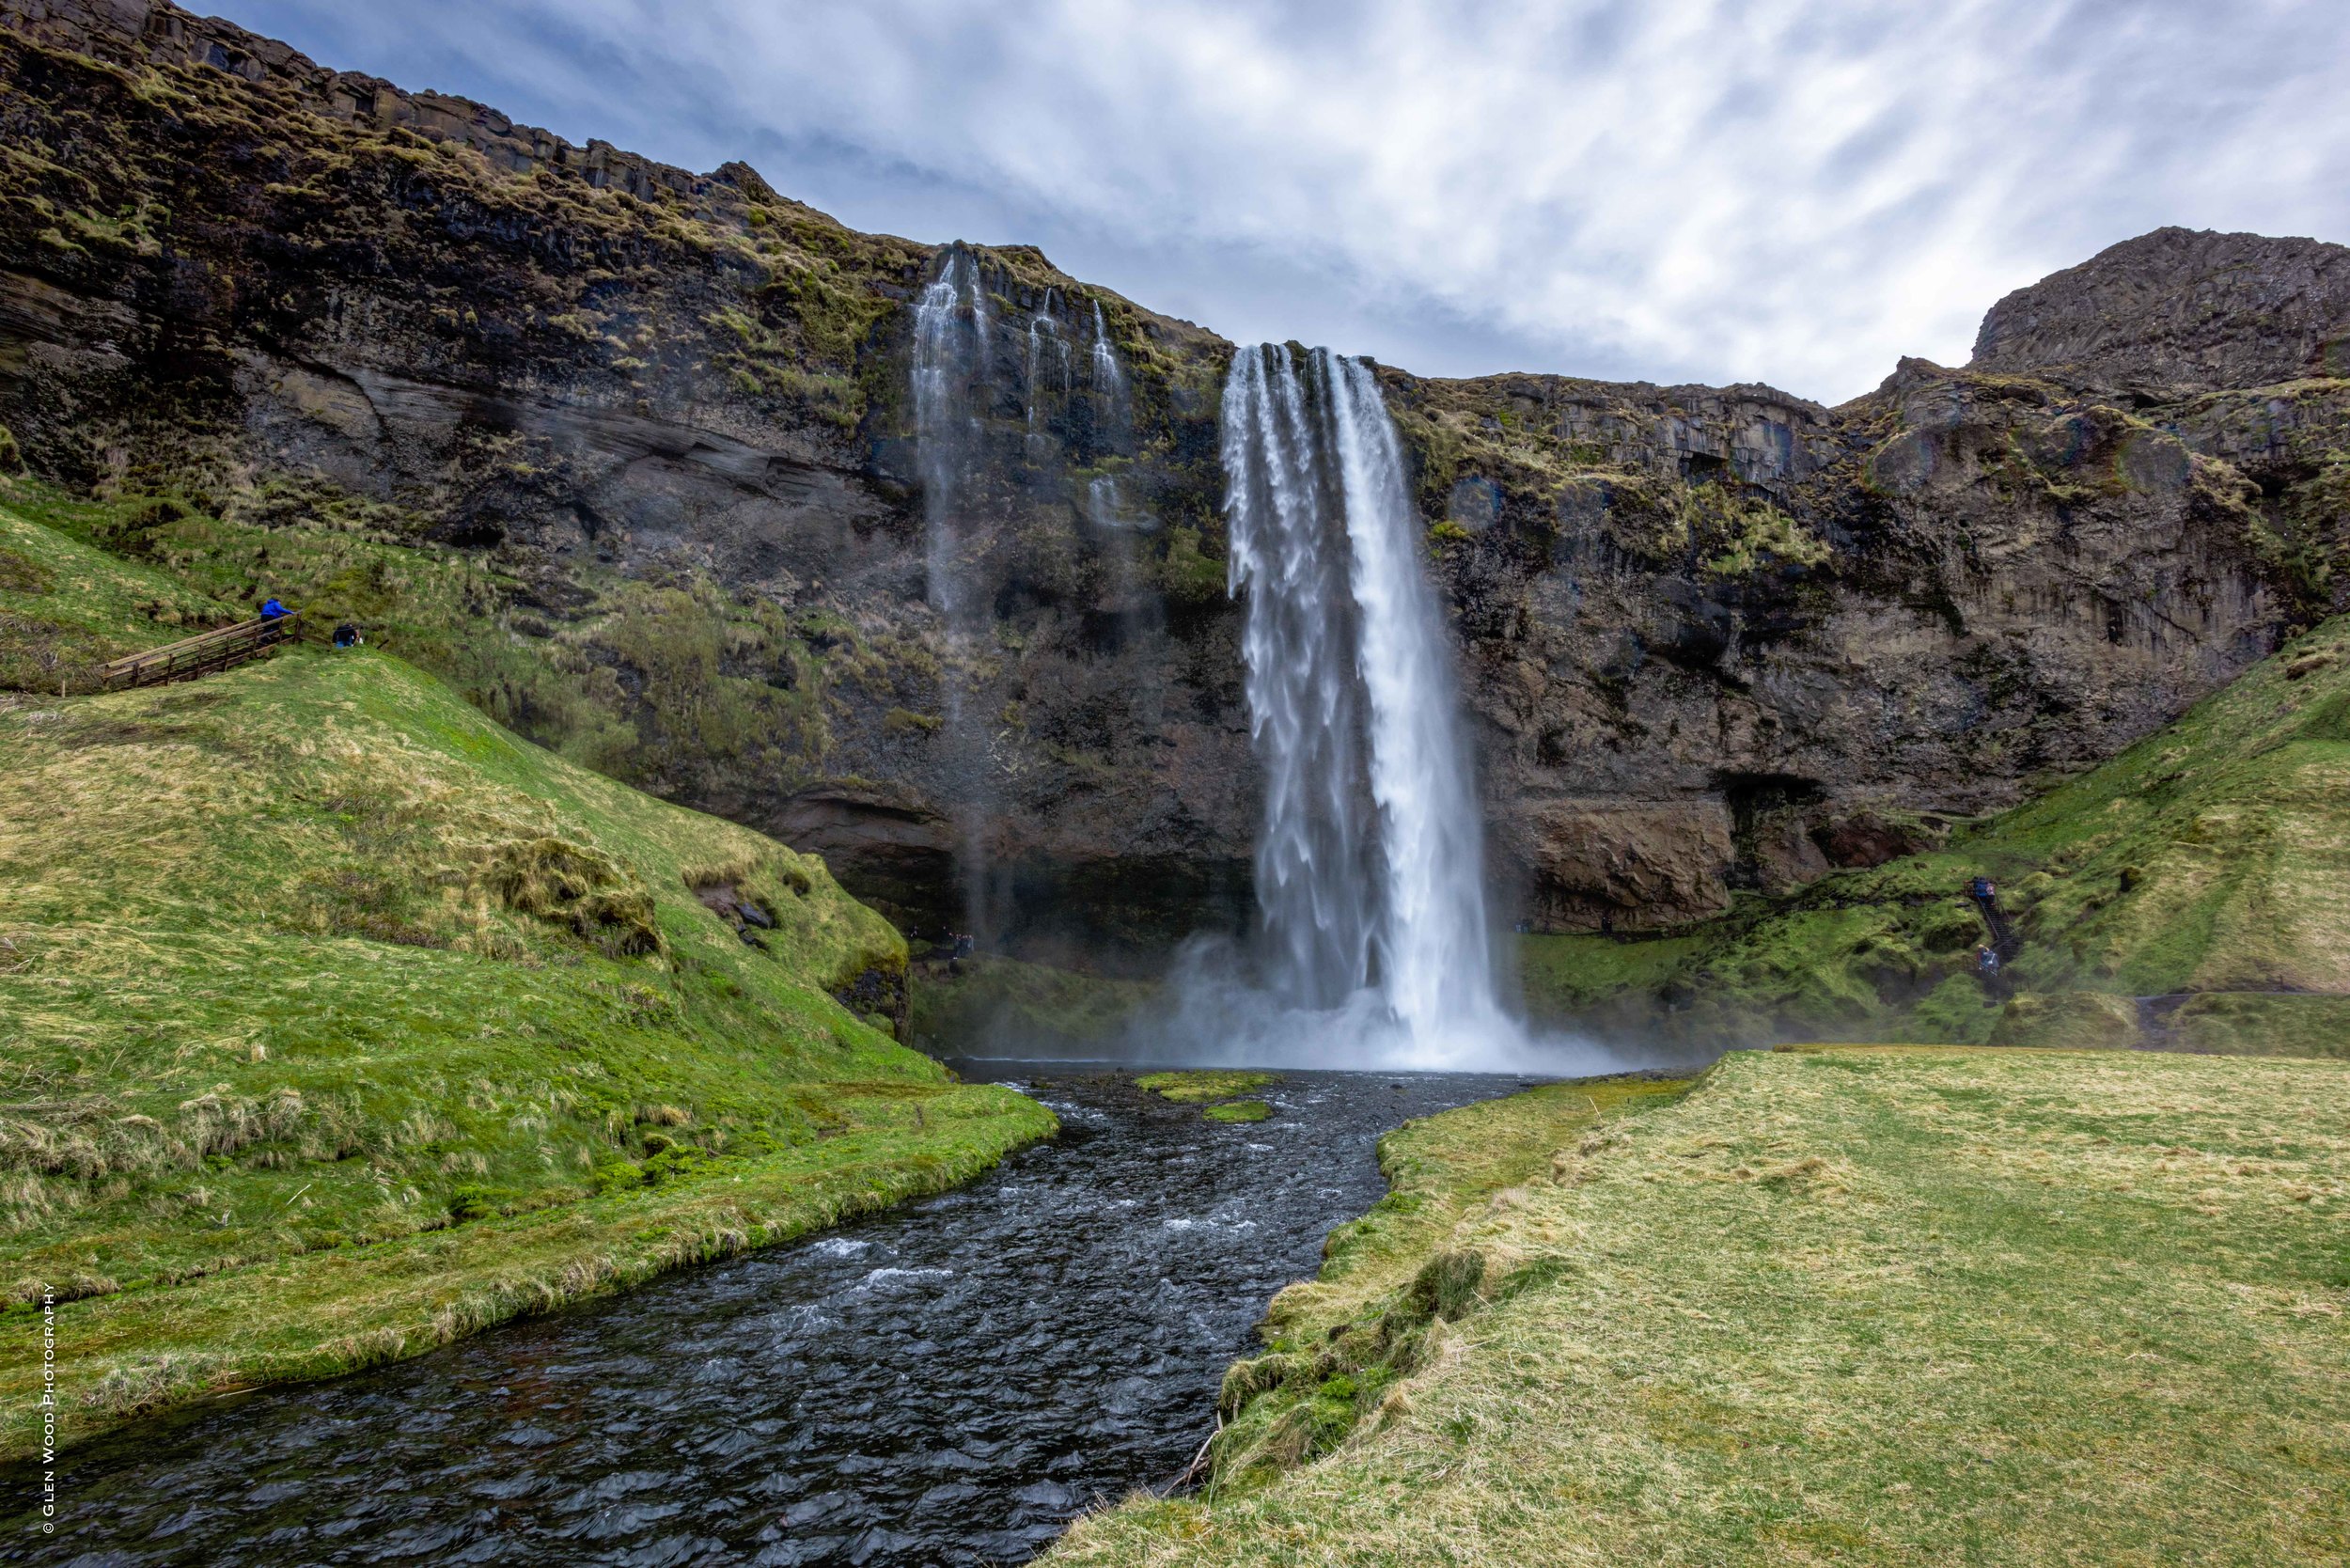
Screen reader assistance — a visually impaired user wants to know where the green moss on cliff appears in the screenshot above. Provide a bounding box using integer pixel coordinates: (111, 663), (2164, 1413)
(0, 476), (848, 808)
(907, 954), (1156, 1056)
(1161, 525), (1230, 604)
(1522, 616), (2350, 1052)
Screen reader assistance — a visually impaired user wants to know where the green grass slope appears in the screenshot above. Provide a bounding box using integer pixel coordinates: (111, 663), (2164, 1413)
(0, 494), (238, 691)
(0, 460), (834, 793)
(1524, 616), (2350, 1055)
(0, 635), (1051, 1456)
(1053, 1047), (2350, 1566)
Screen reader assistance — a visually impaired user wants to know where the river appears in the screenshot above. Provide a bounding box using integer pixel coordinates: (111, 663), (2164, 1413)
(13, 1067), (1531, 1566)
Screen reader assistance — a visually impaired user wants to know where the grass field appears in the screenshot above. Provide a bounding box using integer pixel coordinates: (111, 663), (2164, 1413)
(0, 611), (1053, 1456)
(1051, 1048), (2350, 1566)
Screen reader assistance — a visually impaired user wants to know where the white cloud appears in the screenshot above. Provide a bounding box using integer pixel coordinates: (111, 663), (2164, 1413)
(218, 0), (2350, 401)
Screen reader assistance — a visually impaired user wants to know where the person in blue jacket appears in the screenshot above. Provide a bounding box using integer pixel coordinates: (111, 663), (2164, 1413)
(258, 596), (290, 620)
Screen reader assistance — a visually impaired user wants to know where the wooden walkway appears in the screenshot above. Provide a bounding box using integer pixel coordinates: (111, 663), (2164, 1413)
(101, 612), (299, 690)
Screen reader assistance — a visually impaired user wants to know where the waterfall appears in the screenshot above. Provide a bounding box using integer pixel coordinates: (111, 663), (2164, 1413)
(1025, 288), (1070, 440)
(1219, 344), (1514, 1059)
(911, 244), (1000, 940)
(913, 244), (989, 625)
(1089, 300), (1124, 398)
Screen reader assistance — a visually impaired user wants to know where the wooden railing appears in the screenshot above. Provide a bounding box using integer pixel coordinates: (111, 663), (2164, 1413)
(101, 612), (300, 691)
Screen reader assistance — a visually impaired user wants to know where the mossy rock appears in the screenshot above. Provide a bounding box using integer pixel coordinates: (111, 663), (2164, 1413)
(1204, 1099), (1272, 1123)
(1137, 1070), (1275, 1104)
(1159, 525), (1228, 605)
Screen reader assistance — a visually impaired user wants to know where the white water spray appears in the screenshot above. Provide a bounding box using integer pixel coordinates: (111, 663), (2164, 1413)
(913, 245), (987, 625)
(1089, 300), (1124, 399)
(911, 244), (1000, 938)
(1211, 344), (1535, 1067)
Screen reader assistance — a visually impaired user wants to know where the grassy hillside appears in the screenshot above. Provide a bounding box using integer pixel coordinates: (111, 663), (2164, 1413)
(0, 491), (239, 692)
(1053, 1047), (2350, 1566)
(0, 473), (839, 791)
(0, 579), (1052, 1455)
(1524, 616), (2350, 1055)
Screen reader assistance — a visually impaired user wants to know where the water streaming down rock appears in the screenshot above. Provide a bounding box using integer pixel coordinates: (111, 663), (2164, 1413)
(1217, 344), (1524, 1063)
(912, 244), (1000, 939)
(1025, 287), (1072, 443)
(910, 254), (1148, 948)
(914, 244), (990, 626)
(1089, 300), (1125, 401)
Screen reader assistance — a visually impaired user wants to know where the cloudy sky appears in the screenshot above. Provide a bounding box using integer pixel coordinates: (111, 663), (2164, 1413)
(214, 0), (2348, 404)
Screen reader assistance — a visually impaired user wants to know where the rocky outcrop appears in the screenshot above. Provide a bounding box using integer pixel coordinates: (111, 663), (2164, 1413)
(1972, 227), (2350, 395)
(1, 1), (2342, 957)
(0, 0), (707, 201)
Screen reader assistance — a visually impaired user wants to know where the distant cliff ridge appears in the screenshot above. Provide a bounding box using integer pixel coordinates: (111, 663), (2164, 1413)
(3, 0), (2346, 959)
(0, 0), (716, 199)
(1974, 227), (2350, 394)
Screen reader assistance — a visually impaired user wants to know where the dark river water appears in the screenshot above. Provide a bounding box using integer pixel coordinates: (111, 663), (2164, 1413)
(13, 1068), (1528, 1567)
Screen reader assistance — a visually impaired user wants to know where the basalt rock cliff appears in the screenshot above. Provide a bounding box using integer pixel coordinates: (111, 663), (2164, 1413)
(6, 0), (2348, 964)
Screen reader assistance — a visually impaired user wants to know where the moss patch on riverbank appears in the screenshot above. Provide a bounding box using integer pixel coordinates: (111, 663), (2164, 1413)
(1050, 1047), (2350, 1565)
(1193, 1074), (1691, 1486)
(1137, 1071), (1277, 1105)
(1519, 615), (2350, 1053)
(1138, 1071), (1281, 1123)
(0, 645), (1054, 1456)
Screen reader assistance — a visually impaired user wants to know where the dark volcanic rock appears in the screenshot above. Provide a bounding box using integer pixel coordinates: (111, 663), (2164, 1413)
(1972, 227), (2350, 395)
(1, 0), (2343, 953)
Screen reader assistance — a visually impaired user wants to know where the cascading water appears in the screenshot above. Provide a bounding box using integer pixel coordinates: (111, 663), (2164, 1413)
(1220, 345), (1376, 1006)
(1214, 343), (1528, 1065)
(1089, 300), (1126, 401)
(1025, 288), (1071, 443)
(912, 245), (1000, 939)
(913, 244), (990, 627)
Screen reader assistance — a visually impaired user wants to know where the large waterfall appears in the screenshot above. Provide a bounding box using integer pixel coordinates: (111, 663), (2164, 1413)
(1217, 344), (1522, 1063)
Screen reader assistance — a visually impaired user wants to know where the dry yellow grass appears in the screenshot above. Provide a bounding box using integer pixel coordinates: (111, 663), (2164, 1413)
(1051, 1048), (2350, 1566)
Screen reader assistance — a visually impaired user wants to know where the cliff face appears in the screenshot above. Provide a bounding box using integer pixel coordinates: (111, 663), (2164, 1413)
(1973, 227), (2350, 395)
(4, 0), (2344, 961)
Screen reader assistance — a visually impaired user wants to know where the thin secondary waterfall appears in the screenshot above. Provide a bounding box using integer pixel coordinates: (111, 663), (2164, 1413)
(1221, 344), (1512, 1057)
(912, 244), (997, 938)
(1089, 300), (1125, 399)
(913, 243), (989, 627)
